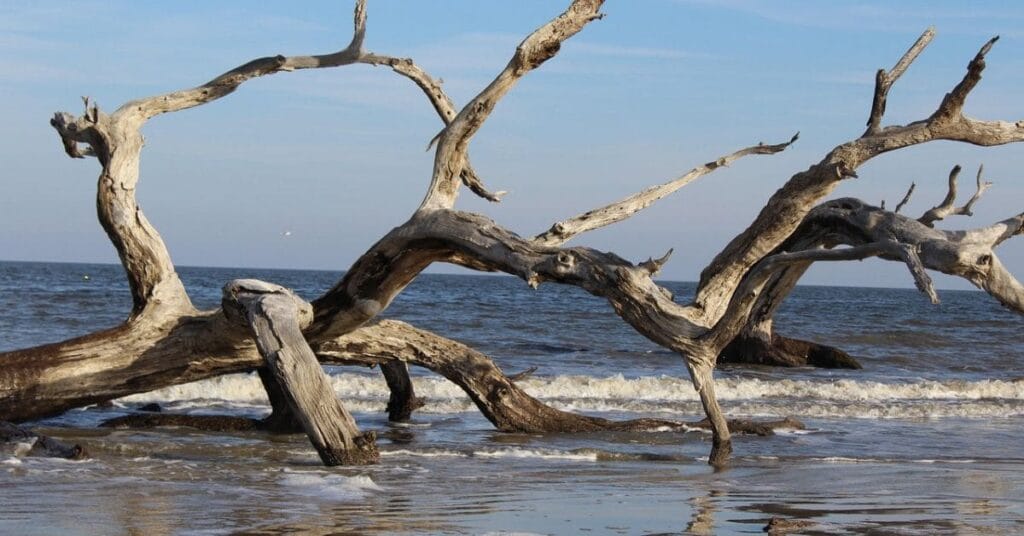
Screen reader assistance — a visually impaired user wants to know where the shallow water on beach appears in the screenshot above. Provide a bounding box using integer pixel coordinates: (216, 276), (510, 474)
(1, 261), (1023, 534)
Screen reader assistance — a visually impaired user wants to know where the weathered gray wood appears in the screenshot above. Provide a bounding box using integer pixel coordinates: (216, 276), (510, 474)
(534, 134), (799, 247)
(223, 279), (377, 466)
(420, 0), (605, 210)
(919, 164), (993, 226)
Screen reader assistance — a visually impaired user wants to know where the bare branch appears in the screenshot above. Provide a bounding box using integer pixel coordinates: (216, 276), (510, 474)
(893, 182), (916, 214)
(919, 164), (993, 226)
(420, 0), (605, 210)
(360, 53), (505, 202)
(947, 210), (1024, 248)
(865, 27), (935, 135)
(116, 0), (369, 122)
(706, 241), (938, 350)
(960, 164), (993, 216)
(919, 165), (963, 226)
(932, 36), (1000, 123)
(639, 249), (674, 276)
(694, 32), (1023, 324)
(799, 198), (1024, 314)
(534, 133), (799, 247)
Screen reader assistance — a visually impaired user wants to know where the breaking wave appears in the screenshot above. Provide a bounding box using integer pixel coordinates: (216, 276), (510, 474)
(120, 372), (1024, 420)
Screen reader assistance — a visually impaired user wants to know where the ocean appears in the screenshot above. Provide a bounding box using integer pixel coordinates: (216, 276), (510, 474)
(1, 260), (1022, 534)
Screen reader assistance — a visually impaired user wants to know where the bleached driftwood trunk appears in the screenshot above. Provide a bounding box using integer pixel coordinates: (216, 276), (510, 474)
(1, 2), (1022, 467)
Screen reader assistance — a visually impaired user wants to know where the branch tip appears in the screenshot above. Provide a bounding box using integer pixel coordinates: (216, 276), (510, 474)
(640, 248), (674, 275)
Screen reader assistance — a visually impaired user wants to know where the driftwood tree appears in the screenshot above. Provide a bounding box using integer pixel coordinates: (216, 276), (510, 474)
(2, 1), (1022, 467)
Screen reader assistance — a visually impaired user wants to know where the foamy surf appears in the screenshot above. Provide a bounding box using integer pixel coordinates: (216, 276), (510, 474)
(276, 470), (382, 501)
(120, 372), (1024, 419)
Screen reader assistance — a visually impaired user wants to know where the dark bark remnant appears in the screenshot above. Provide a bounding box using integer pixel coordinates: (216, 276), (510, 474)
(719, 333), (862, 369)
(380, 361), (425, 422)
(690, 416), (805, 436)
(101, 414), (263, 432)
(256, 368), (305, 433)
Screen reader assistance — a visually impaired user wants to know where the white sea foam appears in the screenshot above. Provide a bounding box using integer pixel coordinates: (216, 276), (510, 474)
(381, 449), (466, 459)
(277, 471), (382, 501)
(472, 447), (598, 462)
(120, 372), (1024, 419)
(382, 447), (597, 461)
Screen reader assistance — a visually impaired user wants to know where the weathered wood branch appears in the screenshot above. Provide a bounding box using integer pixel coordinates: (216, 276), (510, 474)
(931, 36), (1000, 123)
(256, 367), (304, 433)
(919, 164), (992, 226)
(360, 53), (505, 202)
(705, 241), (941, 351)
(865, 27), (935, 135)
(318, 320), (802, 436)
(222, 279), (378, 465)
(534, 133), (799, 247)
(893, 182), (916, 214)
(311, 209), (708, 348)
(421, 0), (605, 210)
(116, 0), (368, 122)
(695, 31), (1022, 326)
(801, 198), (1024, 314)
(50, 105), (189, 318)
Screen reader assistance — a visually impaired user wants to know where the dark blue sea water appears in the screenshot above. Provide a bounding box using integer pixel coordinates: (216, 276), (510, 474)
(1, 261), (1023, 535)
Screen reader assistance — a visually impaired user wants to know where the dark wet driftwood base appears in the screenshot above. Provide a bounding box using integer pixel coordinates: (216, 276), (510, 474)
(719, 333), (862, 369)
(0, 421), (88, 460)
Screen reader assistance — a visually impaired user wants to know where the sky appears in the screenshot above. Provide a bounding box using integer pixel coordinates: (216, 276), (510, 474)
(1, 0), (1022, 291)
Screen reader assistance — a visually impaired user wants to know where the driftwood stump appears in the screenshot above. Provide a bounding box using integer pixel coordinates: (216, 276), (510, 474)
(222, 279), (377, 466)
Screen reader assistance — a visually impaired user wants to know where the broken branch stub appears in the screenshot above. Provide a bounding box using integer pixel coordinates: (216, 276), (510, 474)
(222, 279), (377, 466)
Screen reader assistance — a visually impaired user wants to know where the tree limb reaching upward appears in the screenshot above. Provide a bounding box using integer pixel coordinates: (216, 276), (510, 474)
(3, 2), (1023, 469)
(918, 165), (994, 226)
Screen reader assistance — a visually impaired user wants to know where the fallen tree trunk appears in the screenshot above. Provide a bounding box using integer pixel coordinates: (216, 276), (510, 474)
(222, 279), (378, 466)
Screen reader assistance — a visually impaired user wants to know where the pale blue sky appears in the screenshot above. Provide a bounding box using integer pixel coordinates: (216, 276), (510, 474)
(1, 1), (1022, 290)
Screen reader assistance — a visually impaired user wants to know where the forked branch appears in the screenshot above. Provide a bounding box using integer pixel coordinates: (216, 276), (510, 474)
(865, 27), (935, 135)
(421, 0), (605, 210)
(694, 30), (1022, 324)
(919, 164), (992, 226)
